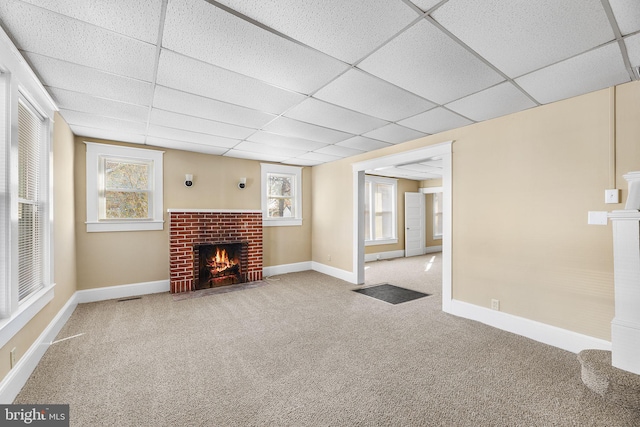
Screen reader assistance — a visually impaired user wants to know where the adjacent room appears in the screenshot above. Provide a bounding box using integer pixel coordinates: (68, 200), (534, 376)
(1, 0), (639, 425)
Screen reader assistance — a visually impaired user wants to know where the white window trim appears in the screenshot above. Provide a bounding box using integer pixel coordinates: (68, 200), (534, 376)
(419, 186), (444, 240)
(261, 163), (302, 227)
(0, 26), (56, 345)
(85, 142), (164, 232)
(364, 175), (398, 246)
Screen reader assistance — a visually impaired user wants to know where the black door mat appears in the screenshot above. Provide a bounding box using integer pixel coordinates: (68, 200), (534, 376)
(353, 284), (431, 304)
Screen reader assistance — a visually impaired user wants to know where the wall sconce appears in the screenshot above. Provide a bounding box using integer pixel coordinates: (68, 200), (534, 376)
(238, 177), (246, 190)
(185, 174), (193, 187)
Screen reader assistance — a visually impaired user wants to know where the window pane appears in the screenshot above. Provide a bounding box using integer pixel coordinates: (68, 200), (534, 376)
(18, 202), (43, 300)
(268, 197), (293, 218)
(268, 174), (292, 197)
(105, 160), (149, 190)
(105, 191), (149, 219)
(364, 182), (371, 241)
(376, 183), (393, 212)
(375, 212), (394, 240)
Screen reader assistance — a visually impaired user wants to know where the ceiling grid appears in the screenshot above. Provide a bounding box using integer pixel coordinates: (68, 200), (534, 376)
(0, 0), (638, 180)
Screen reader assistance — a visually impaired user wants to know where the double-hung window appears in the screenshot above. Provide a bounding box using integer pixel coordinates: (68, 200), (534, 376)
(86, 143), (164, 232)
(261, 163), (302, 226)
(433, 192), (443, 240)
(0, 28), (56, 344)
(364, 175), (397, 245)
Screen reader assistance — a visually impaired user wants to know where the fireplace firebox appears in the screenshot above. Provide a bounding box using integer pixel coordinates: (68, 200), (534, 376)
(195, 242), (247, 290)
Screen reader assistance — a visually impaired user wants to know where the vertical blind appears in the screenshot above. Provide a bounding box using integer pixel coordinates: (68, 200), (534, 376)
(17, 100), (44, 302)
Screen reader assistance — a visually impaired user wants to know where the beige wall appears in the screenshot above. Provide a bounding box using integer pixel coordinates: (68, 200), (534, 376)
(0, 113), (78, 381)
(312, 81), (640, 341)
(74, 138), (312, 289)
(364, 177), (419, 255)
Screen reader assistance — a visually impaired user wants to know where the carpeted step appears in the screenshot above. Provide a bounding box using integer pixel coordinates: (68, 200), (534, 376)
(578, 349), (640, 411)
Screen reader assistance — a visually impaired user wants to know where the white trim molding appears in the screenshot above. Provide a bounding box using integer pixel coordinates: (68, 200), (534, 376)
(450, 299), (611, 354)
(263, 262), (312, 277)
(76, 280), (169, 304)
(311, 262), (357, 284)
(364, 250), (405, 262)
(425, 246), (442, 253)
(0, 291), (76, 403)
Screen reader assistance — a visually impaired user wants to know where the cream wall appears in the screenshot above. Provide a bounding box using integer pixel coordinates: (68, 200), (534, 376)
(74, 138), (312, 290)
(0, 113), (77, 381)
(312, 81), (640, 341)
(364, 177), (418, 255)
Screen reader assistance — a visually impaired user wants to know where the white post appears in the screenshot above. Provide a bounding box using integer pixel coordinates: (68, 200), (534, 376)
(609, 172), (640, 375)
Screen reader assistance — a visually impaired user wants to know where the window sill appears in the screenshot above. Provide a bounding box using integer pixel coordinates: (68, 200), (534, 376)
(86, 220), (164, 233)
(0, 284), (55, 349)
(263, 219), (302, 227)
(365, 238), (398, 246)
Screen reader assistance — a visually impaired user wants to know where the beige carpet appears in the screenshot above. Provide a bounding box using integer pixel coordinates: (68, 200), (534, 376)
(15, 254), (640, 426)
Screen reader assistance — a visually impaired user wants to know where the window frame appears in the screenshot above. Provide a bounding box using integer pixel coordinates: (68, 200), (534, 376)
(85, 142), (164, 232)
(364, 175), (398, 246)
(0, 26), (57, 348)
(433, 192), (443, 240)
(261, 163), (302, 227)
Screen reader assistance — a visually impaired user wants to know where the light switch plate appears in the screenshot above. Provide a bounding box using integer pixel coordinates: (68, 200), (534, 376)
(588, 211), (608, 225)
(605, 189), (620, 204)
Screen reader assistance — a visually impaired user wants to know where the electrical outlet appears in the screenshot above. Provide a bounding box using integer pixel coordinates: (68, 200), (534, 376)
(491, 299), (500, 311)
(327, 254), (331, 261)
(376, 254), (381, 260)
(605, 189), (619, 204)
(10, 348), (16, 368)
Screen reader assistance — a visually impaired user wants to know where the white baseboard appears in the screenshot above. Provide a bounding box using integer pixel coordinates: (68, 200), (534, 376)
(450, 299), (612, 354)
(75, 280), (169, 304)
(0, 293), (79, 403)
(425, 246), (442, 253)
(364, 250), (405, 262)
(263, 262), (312, 277)
(311, 262), (357, 284)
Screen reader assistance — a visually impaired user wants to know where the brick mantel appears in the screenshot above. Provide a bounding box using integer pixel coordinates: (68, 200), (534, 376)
(168, 210), (263, 293)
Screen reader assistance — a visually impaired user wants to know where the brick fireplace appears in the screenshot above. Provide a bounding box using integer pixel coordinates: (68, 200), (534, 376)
(168, 209), (263, 293)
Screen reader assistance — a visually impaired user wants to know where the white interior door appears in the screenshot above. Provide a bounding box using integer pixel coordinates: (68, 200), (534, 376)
(405, 192), (425, 257)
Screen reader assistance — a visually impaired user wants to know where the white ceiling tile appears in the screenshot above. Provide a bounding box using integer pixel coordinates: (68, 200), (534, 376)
(281, 158), (323, 166)
(147, 124), (239, 149)
(296, 152), (342, 163)
(408, 0), (444, 12)
(358, 20), (504, 104)
(263, 117), (353, 144)
(625, 34), (640, 68)
(162, 0), (348, 94)
(70, 125), (145, 145)
(156, 50), (306, 114)
(399, 108), (473, 134)
(515, 43), (630, 105)
(445, 82), (537, 122)
(60, 109), (147, 134)
(153, 86), (276, 129)
(149, 109), (255, 140)
(399, 163), (442, 173)
(284, 98), (389, 135)
(49, 88), (149, 123)
(233, 141), (307, 158)
(19, 0), (163, 43)
(146, 137), (229, 156)
(247, 132), (327, 151)
(0, 0), (156, 81)
(26, 54), (152, 105)
(215, 0), (418, 63)
(609, 0), (640, 35)
(336, 136), (392, 151)
(313, 69), (436, 121)
(432, 0), (614, 78)
(362, 124), (427, 144)
(223, 150), (289, 163)
(314, 145), (364, 158)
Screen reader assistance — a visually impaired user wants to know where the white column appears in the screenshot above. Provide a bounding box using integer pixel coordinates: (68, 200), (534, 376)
(609, 172), (640, 375)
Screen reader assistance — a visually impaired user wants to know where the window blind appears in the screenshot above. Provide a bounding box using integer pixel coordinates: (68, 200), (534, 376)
(17, 101), (44, 302)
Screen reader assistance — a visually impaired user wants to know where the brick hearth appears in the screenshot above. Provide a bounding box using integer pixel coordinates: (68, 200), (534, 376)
(168, 210), (263, 293)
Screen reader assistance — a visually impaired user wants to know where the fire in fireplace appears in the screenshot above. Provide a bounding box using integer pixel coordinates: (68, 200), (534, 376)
(196, 242), (246, 289)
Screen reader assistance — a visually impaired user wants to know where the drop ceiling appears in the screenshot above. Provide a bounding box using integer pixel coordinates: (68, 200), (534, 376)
(0, 0), (638, 181)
